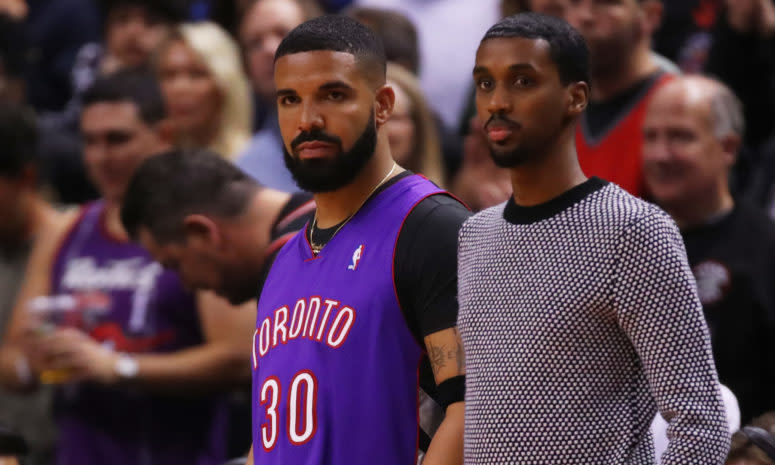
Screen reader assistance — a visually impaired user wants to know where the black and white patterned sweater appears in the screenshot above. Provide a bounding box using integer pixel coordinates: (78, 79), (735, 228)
(457, 177), (730, 464)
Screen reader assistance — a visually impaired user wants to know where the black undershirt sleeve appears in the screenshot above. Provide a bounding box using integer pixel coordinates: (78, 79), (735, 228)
(256, 192), (315, 298)
(394, 194), (472, 343)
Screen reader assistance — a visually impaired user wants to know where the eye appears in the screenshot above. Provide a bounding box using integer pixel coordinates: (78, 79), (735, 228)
(106, 131), (132, 146)
(327, 90), (346, 101)
(670, 129), (696, 144)
(279, 95), (300, 106)
(476, 78), (494, 91)
(513, 76), (534, 87)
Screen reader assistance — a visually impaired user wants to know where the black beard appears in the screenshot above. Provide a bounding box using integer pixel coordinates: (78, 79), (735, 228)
(283, 114), (377, 193)
(489, 145), (533, 168)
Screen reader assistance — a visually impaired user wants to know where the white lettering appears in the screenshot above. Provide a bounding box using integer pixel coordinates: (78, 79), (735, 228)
(259, 318), (271, 357)
(273, 306), (289, 347)
(326, 306), (355, 348)
(289, 299), (306, 339)
(304, 297), (321, 339)
(316, 299), (339, 341)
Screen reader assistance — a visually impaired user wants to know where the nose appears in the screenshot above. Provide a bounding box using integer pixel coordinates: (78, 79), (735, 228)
(298, 102), (324, 132)
(486, 85), (512, 115)
(643, 131), (671, 164)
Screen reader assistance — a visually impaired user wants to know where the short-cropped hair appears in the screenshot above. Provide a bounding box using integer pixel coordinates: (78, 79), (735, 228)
(121, 148), (259, 242)
(482, 13), (589, 86)
(275, 15), (387, 86)
(82, 67), (166, 126)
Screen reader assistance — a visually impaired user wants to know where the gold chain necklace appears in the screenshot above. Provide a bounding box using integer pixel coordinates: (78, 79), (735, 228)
(309, 162), (398, 254)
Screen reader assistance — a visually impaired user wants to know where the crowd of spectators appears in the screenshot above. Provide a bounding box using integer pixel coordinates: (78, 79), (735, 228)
(2, 0), (775, 464)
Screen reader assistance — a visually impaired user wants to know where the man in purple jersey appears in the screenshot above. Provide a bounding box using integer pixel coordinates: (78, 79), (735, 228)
(243, 15), (467, 465)
(0, 69), (255, 465)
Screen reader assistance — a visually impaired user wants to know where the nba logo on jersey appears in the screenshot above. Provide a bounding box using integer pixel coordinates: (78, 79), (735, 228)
(348, 245), (364, 270)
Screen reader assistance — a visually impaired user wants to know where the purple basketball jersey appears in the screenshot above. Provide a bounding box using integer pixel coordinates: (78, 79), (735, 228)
(50, 202), (227, 465)
(252, 175), (443, 464)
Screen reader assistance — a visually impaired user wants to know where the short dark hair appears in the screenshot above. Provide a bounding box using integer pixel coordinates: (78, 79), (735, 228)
(347, 7), (419, 74)
(82, 68), (166, 125)
(482, 13), (589, 85)
(275, 15), (387, 85)
(121, 148), (259, 242)
(0, 103), (38, 178)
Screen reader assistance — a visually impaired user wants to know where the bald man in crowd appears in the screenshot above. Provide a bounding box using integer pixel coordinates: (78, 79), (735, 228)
(642, 75), (775, 424)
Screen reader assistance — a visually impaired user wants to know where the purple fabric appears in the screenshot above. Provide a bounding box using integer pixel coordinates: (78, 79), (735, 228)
(50, 201), (227, 465)
(252, 175), (442, 464)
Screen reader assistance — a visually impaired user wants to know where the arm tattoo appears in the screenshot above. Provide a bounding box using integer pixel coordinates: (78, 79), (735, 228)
(429, 343), (447, 377)
(428, 328), (466, 377)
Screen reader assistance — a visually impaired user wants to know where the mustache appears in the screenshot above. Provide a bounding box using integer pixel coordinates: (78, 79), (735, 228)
(291, 130), (342, 151)
(484, 114), (520, 130)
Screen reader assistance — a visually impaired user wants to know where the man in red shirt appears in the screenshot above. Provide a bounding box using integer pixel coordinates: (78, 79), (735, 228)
(565, 0), (674, 197)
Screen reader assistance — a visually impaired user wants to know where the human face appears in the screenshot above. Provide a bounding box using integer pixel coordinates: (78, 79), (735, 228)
(240, 0), (304, 101)
(106, 5), (170, 68)
(138, 227), (262, 305)
(157, 40), (222, 140)
(642, 83), (732, 209)
(275, 50), (382, 192)
(384, 81), (414, 166)
(473, 37), (573, 168)
(565, 0), (644, 74)
(81, 102), (167, 203)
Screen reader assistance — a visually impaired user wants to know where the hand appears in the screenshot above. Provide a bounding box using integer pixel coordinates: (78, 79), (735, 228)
(36, 328), (119, 385)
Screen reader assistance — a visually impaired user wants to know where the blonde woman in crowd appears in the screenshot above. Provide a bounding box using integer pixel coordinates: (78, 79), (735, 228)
(154, 22), (252, 160)
(385, 63), (446, 187)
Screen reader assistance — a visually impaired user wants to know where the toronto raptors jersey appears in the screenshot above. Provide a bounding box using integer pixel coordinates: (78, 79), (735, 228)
(252, 175), (442, 464)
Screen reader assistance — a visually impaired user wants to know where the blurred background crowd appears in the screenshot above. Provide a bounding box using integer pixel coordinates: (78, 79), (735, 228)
(1, 0), (775, 464)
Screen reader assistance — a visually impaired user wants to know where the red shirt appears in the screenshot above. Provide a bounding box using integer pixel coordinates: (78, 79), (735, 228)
(576, 73), (674, 197)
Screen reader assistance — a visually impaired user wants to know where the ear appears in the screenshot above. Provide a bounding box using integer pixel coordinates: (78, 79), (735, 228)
(374, 84), (396, 128)
(182, 214), (222, 249)
(567, 81), (589, 118)
(640, 0), (663, 36)
(720, 133), (741, 169)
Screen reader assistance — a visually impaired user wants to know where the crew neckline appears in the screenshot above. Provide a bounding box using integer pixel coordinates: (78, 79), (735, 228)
(503, 177), (608, 225)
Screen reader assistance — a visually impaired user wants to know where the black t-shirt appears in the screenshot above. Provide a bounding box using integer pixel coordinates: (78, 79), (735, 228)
(307, 171), (472, 342)
(257, 192), (316, 294)
(681, 203), (775, 423)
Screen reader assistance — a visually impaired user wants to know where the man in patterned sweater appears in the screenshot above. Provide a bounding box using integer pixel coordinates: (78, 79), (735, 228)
(458, 13), (730, 464)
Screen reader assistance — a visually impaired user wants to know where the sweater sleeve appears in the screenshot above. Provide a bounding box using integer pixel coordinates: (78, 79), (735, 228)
(612, 211), (730, 464)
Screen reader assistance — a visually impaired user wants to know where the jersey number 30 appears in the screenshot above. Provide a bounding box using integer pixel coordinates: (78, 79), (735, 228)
(261, 371), (318, 451)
